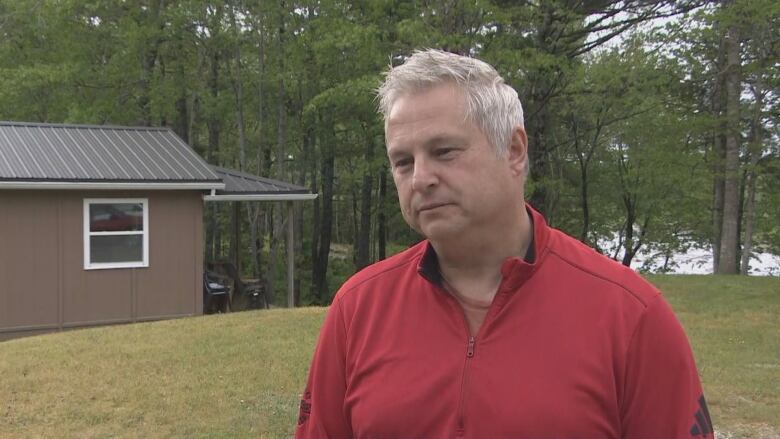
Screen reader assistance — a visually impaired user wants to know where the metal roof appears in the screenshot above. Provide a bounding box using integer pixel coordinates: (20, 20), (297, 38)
(212, 166), (309, 194)
(0, 121), (223, 189)
(206, 166), (317, 202)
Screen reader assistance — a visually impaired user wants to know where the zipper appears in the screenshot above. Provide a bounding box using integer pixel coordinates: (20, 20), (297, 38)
(456, 335), (476, 436)
(439, 277), (504, 437)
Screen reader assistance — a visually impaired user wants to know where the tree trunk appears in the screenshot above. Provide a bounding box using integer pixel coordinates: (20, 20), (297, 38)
(528, 101), (552, 216)
(623, 215), (650, 267)
(740, 83), (764, 275)
(231, 7), (247, 171)
(710, 24), (728, 273)
(275, 0), (286, 180)
(137, 0), (164, 126)
(377, 163), (388, 261)
(712, 144), (725, 272)
(266, 205), (278, 304)
(579, 171), (590, 243)
(740, 168), (758, 275)
(621, 195), (636, 267)
(736, 168), (746, 273)
(228, 7), (246, 287)
(247, 13), (266, 280)
(231, 201), (241, 286)
(356, 130), (374, 270)
(173, 38), (189, 143)
(526, 2), (566, 219)
(206, 203), (216, 264)
(205, 42), (221, 265)
(265, 2), (288, 305)
(717, 21), (741, 274)
(310, 134), (321, 295)
(312, 124), (335, 304)
(214, 204), (223, 261)
(206, 43), (221, 163)
(248, 205), (261, 278)
(293, 128), (312, 305)
(351, 187), (359, 258)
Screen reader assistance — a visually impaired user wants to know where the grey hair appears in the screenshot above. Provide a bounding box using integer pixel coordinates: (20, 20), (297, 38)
(377, 49), (524, 158)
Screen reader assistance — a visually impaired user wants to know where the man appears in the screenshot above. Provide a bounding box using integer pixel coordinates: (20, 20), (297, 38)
(295, 49), (713, 439)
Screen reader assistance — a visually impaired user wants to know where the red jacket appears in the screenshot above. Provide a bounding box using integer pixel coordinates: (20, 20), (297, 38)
(296, 208), (713, 438)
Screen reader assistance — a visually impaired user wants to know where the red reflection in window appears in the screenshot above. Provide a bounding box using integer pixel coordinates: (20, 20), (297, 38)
(90, 204), (143, 232)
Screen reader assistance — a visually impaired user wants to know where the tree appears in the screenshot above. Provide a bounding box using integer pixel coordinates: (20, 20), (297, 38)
(717, 1), (742, 274)
(2, 0), (777, 307)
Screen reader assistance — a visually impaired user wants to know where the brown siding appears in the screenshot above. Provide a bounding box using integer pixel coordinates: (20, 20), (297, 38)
(136, 193), (201, 318)
(0, 192), (59, 329)
(0, 328), (57, 342)
(0, 190), (204, 339)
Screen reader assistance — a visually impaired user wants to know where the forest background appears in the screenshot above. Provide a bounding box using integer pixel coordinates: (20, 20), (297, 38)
(1, 0), (777, 306)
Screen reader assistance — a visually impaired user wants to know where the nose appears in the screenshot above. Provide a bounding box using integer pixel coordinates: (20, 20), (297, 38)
(411, 158), (438, 191)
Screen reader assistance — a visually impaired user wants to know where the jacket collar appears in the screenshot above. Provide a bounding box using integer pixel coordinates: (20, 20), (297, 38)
(417, 203), (550, 292)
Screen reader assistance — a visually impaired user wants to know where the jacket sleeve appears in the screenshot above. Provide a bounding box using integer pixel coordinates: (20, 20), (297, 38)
(620, 294), (714, 439)
(295, 297), (353, 439)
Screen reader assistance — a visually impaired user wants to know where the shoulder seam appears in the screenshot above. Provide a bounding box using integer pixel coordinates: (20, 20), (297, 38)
(547, 247), (656, 308)
(336, 254), (420, 301)
(619, 293), (665, 410)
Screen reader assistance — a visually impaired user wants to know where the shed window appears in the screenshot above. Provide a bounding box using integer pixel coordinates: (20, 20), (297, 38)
(84, 199), (149, 270)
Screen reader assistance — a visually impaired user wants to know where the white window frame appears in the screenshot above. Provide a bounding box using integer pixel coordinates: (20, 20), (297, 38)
(83, 198), (149, 270)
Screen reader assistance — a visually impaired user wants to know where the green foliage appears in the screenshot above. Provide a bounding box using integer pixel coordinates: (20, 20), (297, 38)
(0, 0), (777, 303)
(756, 157), (780, 255)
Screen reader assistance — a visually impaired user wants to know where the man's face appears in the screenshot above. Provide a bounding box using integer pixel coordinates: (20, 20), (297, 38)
(385, 83), (525, 243)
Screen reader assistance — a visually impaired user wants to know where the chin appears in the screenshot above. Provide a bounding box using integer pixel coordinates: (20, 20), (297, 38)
(419, 223), (464, 243)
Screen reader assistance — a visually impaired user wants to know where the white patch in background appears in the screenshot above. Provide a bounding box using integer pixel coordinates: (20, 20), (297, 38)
(633, 247), (780, 276)
(597, 236), (780, 276)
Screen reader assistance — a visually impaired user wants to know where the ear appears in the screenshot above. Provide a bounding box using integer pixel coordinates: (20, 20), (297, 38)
(507, 126), (528, 177)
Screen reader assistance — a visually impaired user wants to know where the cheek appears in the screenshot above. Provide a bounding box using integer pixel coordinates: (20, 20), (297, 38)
(397, 193), (412, 216)
(393, 178), (410, 203)
(394, 189), (415, 220)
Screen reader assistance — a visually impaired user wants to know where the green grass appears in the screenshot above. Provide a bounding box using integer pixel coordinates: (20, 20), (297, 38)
(648, 275), (780, 438)
(0, 275), (778, 438)
(0, 308), (326, 439)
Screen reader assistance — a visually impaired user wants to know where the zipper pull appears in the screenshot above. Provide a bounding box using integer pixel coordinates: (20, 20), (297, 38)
(467, 336), (476, 358)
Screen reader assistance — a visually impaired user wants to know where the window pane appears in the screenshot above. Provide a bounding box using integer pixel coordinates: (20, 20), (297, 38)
(90, 235), (143, 264)
(90, 203), (144, 232)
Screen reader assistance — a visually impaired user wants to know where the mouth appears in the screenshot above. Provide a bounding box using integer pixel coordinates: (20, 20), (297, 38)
(418, 202), (451, 213)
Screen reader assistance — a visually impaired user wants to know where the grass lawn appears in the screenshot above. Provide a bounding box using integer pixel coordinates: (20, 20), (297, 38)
(0, 275), (778, 438)
(649, 275), (780, 439)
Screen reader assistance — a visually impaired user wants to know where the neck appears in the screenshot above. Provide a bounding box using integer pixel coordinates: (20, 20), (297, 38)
(432, 206), (533, 299)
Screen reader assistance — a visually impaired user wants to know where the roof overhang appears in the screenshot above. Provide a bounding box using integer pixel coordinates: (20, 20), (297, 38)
(0, 181), (225, 190)
(202, 166), (317, 202)
(203, 193), (318, 202)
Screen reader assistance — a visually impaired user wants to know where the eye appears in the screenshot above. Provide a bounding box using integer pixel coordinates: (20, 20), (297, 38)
(393, 157), (413, 170)
(435, 147), (457, 158)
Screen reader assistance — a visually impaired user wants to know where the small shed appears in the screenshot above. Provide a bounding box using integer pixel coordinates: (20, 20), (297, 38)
(0, 122), (313, 341)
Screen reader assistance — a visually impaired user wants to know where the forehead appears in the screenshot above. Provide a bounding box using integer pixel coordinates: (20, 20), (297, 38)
(387, 83), (467, 120)
(384, 84), (470, 144)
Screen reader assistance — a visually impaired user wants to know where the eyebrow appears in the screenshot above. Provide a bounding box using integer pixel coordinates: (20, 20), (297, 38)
(386, 131), (468, 159)
(423, 135), (467, 150)
(390, 134), (464, 150)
